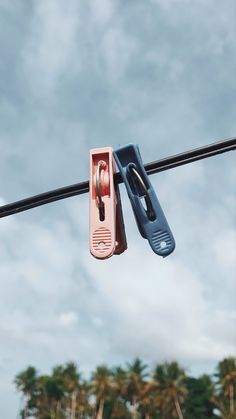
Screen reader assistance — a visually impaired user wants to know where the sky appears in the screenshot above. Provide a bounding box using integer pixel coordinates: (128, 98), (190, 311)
(0, 0), (235, 417)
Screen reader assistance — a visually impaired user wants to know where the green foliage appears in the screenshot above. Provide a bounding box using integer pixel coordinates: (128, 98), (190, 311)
(214, 357), (236, 419)
(153, 361), (187, 418)
(126, 357), (148, 407)
(14, 356), (236, 419)
(15, 366), (38, 393)
(184, 374), (217, 418)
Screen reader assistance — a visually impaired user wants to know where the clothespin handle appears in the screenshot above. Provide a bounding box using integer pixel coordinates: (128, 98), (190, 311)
(114, 144), (175, 257)
(89, 147), (127, 259)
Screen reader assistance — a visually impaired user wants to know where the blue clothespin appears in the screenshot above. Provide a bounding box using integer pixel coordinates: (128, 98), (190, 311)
(114, 144), (175, 257)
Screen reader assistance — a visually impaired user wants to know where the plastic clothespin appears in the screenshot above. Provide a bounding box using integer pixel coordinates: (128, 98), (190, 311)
(89, 147), (127, 259)
(114, 144), (175, 257)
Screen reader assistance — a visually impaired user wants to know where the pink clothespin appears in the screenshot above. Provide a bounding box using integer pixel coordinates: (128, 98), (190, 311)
(89, 147), (127, 259)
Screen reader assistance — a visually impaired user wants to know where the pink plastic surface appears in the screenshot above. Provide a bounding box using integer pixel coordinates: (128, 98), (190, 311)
(89, 147), (116, 259)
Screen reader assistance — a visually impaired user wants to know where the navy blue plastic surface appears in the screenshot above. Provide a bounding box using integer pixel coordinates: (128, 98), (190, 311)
(114, 144), (175, 257)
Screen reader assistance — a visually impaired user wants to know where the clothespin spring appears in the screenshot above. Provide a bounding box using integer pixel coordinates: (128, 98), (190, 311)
(128, 165), (156, 221)
(96, 160), (106, 221)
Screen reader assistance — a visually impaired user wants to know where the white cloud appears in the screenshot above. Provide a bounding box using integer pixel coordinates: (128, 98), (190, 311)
(0, 0), (235, 417)
(213, 230), (236, 276)
(84, 244), (235, 364)
(22, 0), (80, 95)
(151, 0), (190, 12)
(58, 311), (79, 327)
(89, 0), (114, 25)
(99, 27), (138, 82)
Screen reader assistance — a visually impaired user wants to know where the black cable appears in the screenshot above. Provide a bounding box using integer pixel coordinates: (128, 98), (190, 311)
(144, 136), (236, 175)
(0, 137), (235, 219)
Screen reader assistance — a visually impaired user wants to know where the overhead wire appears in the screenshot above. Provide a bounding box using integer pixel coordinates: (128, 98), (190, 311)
(0, 136), (235, 219)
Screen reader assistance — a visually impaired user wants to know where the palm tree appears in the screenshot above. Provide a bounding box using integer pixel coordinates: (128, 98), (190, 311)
(77, 381), (93, 418)
(138, 381), (159, 419)
(14, 366), (38, 418)
(91, 365), (111, 419)
(112, 366), (127, 398)
(126, 358), (148, 418)
(184, 374), (217, 418)
(111, 366), (129, 417)
(54, 362), (80, 419)
(153, 361), (187, 419)
(215, 357), (236, 418)
(37, 374), (65, 418)
(14, 357), (236, 419)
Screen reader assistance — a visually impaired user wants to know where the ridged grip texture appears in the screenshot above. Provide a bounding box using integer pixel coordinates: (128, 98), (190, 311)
(92, 227), (112, 254)
(151, 230), (173, 254)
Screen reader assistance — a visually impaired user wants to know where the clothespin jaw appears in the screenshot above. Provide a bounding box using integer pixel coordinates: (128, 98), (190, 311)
(114, 144), (175, 257)
(114, 184), (127, 255)
(89, 147), (127, 259)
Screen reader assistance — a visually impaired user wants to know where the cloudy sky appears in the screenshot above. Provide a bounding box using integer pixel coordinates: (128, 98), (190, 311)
(0, 0), (235, 416)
